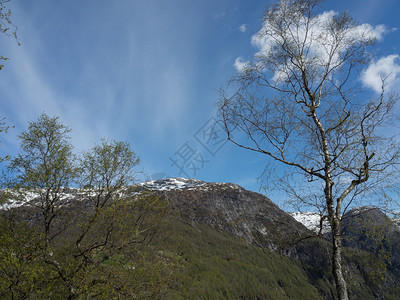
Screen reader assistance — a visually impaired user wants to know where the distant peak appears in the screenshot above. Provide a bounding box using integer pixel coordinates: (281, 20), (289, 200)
(139, 177), (207, 191)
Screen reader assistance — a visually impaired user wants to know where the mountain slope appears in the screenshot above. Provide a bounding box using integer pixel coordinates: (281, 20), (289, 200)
(137, 178), (400, 299)
(1, 178), (400, 299)
(157, 215), (322, 299)
(138, 178), (310, 250)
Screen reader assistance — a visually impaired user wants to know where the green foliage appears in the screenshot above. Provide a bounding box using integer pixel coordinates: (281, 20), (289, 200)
(1, 113), (170, 298)
(10, 113), (75, 191)
(8, 113), (76, 251)
(79, 138), (140, 192)
(341, 247), (392, 300)
(0, 214), (55, 299)
(341, 209), (396, 287)
(157, 216), (322, 299)
(0, 193), (170, 299)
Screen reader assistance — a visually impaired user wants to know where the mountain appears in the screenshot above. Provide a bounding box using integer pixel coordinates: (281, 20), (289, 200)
(133, 178), (400, 299)
(341, 207), (400, 281)
(138, 178), (310, 250)
(138, 178), (400, 299)
(1, 178), (400, 299)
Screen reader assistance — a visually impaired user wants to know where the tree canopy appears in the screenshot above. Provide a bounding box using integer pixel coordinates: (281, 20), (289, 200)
(0, 113), (168, 298)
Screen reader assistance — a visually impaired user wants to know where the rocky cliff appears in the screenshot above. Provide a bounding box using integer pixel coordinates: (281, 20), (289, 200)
(136, 178), (310, 250)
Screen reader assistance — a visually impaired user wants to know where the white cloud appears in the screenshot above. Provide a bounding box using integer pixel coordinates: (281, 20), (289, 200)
(361, 55), (400, 93)
(239, 24), (246, 33)
(250, 8), (388, 83)
(234, 57), (249, 72)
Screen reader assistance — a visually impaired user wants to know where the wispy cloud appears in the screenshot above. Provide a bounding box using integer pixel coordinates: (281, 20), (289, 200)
(1, 1), (206, 155)
(214, 11), (226, 19)
(0, 40), (115, 153)
(238, 24), (246, 33)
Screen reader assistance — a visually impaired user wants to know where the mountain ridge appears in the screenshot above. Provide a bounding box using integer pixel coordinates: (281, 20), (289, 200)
(2, 177), (399, 235)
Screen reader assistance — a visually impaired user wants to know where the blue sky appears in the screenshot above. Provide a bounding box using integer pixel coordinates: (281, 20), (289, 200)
(1, 0), (399, 206)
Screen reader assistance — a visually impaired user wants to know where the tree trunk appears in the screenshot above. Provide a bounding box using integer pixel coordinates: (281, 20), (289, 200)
(332, 220), (348, 300)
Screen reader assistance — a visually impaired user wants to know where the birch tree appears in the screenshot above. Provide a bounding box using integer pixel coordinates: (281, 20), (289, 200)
(4, 116), (167, 298)
(10, 113), (75, 246)
(218, 0), (400, 299)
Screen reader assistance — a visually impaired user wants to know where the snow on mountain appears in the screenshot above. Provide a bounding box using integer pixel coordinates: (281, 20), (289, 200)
(0, 188), (94, 210)
(394, 219), (400, 228)
(0, 178), (208, 210)
(138, 177), (207, 191)
(0, 190), (40, 210)
(138, 177), (242, 192)
(288, 212), (330, 234)
(289, 210), (400, 233)
(1, 178), (398, 233)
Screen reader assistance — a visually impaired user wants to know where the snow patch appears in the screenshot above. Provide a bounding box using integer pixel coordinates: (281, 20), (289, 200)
(288, 212), (330, 234)
(392, 218), (400, 229)
(0, 188), (92, 210)
(139, 177), (207, 191)
(0, 190), (40, 210)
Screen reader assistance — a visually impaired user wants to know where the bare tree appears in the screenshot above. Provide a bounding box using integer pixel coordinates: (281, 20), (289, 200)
(218, 0), (400, 299)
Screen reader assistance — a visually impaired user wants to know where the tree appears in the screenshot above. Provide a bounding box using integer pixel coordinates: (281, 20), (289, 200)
(0, 0), (18, 169)
(9, 112), (76, 246)
(54, 139), (166, 298)
(0, 117), (12, 165)
(0, 0), (19, 70)
(78, 138), (140, 193)
(218, 0), (400, 299)
(1, 113), (76, 297)
(2, 116), (168, 298)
